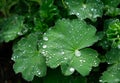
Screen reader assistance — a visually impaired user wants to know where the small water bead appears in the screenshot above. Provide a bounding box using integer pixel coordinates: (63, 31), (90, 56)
(75, 50), (81, 57)
(118, 45), (120, 49)
(76, 13), (80, 16)
(37, 71), (41, 75)
(61, 51), (65, 55)
(43, 45), (47, 48)
(43, 37), (48, 41)
(82, 4), (86, 8)
(69, 67), (75, 72)
(18, 32), (23, 35)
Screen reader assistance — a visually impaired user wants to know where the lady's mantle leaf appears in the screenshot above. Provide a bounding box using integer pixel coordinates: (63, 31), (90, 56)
(100, 48), (120, 83)
(12, 33), (46, 81)
(0, 15), (27, 42)
(64, 0), (103, 21)
(41, 19), (100, 76)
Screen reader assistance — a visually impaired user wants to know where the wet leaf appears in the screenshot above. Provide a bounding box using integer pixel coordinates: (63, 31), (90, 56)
(40, 19), (100, 76)
(12, 33), (47, 81)
(0, 15), (26, 42)
(100, 48), (120, 83)
(64, 0), (103, 21)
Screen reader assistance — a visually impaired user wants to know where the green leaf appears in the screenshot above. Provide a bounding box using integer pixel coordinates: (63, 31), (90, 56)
(100, 48), (120, 83)
(106, 19), (120, 47)
(64, 0), (103, 21)
(12, 33), (47, 81)
(40, 19), (100, 76)
(101, 0), (120, 7)
(0, 15), (27, 42)
(0, 0), (19, 16)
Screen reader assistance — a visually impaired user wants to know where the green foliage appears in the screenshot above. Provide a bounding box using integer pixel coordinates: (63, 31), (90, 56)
(12, 32), (46, 81)
(40, 19), (100, 76)
(64, 0), (104, 21)
(100, 48), (120, 83)
(0, 0), (120, 82)
(0, 15), (27, 42)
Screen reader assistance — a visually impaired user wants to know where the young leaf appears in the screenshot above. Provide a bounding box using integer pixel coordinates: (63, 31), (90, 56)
(41, 19), (100, 76)
(12, 33), (47, 81)
(100, 48), (120, 83)
(0, 15), (27, 42)
(64, 0), (103, 21)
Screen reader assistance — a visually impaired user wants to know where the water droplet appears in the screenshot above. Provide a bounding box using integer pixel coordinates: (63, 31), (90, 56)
(83, 4), (86, 8)
(75, 50), (81, 57)
(69, 67), (75, 72)
(76, 13), (80, 16)
(118, 45), (120, 49)
(18, 32), (23, 35)
(99, 79), (103, 82)
(61, 51), (64, 55)
(43, 37), (48, 41)
(64, 57), (67, 60)
(43, 45), (47, 48)
(37, 71), (41, 75)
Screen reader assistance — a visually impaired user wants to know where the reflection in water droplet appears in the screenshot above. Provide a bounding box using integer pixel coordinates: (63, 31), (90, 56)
(43, 45), (47, 48)
(43, 37), (48, 41)
(75, 50), (81, 57)
(69, 67), (75, 72)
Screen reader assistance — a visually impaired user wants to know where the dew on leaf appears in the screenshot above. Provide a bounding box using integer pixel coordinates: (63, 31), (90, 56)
(43, 37), (48, 41)
(61, 51), (65, 55)
(99, 79), (103, 82)
(18, 32), (23, 35)
(43, 45), (47, 48)
(69, 67), (75, 72)
(64, 57), (67, 60)
(75, 50), (81, 57)
(118, 45), (120, 49)
(37, 71), (41, 75)
(82, 4), (86, 8)
(76, 13), (80, 16)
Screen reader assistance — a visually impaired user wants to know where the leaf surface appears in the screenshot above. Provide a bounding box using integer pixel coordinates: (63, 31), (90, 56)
(41, 19), (100, 76)
(100, 48), (120, 83)
(65, 0), (103, 21)
(12, 33), (46, 81)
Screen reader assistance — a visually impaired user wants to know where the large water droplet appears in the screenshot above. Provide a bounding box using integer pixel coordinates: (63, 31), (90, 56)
(43, 37), (48, 41)
(75, 50), (81, 57)
(69, 67), (75, 72)
(43, 45), (47, 48)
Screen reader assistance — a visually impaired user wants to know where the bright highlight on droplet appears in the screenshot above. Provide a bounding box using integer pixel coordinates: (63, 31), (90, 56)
(43, 45), (47, 48)
(43, 37), (48, 41)
(69, 67), (75, 72)
(75, 50), (81, 57)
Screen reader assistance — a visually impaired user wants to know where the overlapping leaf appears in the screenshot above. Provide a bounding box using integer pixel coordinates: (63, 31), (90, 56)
(100, 48), (120, 83)
(40, 19), (100, 76)
(64, 0), (103, 21)
(12, 33), (46, 81)
(0, 15), (27, 42)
